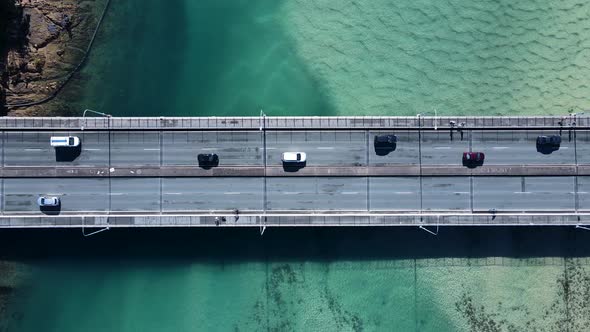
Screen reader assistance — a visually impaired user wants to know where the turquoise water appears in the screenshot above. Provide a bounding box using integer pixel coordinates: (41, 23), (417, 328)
(2, 228), (590, 331)
(61, 0), (590, 116)
(8, 1), (590, 330)
(69, 0), (334, 116)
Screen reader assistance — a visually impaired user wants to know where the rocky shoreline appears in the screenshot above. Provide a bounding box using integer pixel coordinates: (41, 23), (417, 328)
(1, 0), (103, 116)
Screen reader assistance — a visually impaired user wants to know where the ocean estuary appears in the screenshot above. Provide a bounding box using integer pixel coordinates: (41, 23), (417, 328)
(3, 0), (590, 331)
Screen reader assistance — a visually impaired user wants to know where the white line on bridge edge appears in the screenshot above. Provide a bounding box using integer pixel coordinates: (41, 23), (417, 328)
(5, 212), (589, 218)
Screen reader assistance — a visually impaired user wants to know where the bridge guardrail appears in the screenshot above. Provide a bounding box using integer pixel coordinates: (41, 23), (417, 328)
(0, 213), (588, 228)
(0, 115), (587, 130)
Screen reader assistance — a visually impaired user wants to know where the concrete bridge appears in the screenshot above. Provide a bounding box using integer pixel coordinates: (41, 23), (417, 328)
(2, 115), (590, 231)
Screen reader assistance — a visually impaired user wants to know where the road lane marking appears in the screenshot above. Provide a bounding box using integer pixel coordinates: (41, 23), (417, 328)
(561, 147), (569, 149)
(143, 148), (160, 151)
(434, 147), (451, 149)
(342, 191), (359, 195)
(283, 192), (300, 195)
(395, 192), (414, 194)
(265, 147), (277, 150)
(110, 193), (123, 196)
(224, 192), (241, 195)
(84, 148), (101, 151)
(164, 192), (182, 195)
(492, 147), (509, 149)
(514, 192), (532, 194)
(25, 148), (42, 151)
(201, 148), (216, 151)
(453, 192), (469, 194)
(317, 147), (334, 150)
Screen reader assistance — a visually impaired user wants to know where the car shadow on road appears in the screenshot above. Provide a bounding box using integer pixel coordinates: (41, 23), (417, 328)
(536, 145), (560, 155)
(40, 205), (61, 216)
(462, 160), (484, 169)
(55, 145), (81, 162)
(283, 162), (306, 172)
(375, 145), (396, 156)
(198, 161), (219, 170)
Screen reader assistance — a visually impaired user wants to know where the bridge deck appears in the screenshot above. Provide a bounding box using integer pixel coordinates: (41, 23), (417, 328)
(2, 116), (590, 228)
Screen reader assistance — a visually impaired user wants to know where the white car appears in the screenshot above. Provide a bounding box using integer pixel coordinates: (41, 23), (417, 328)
(281, 152), (306, 163)
(37, 196), (60, 207)
(50, 136), (80, 147)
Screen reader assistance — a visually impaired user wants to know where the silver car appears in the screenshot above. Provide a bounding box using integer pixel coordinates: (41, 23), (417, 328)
(37, 196), (60, 207)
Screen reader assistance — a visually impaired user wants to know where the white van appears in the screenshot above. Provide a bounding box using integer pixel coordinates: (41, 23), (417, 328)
(50, 136), (80, 147)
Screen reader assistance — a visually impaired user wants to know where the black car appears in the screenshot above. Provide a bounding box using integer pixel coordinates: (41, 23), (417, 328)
(536, 135), (561, 146)
(374, 134), (397, 148)
(198, 153), (219, 167)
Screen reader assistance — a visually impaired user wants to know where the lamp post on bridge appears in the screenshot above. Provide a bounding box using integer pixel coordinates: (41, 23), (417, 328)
(81, 109), (111, 131)
(80, 109), (112, 237)
(417, 109), (439, 130)
(260, 109), (267, 235)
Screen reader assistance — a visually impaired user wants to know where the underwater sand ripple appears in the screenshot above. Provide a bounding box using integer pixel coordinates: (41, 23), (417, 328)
(283, 0), (590, 115)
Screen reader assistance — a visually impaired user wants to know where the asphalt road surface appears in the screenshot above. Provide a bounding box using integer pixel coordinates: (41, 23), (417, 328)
(3, 129), (590, 168)
(3, 176), (589, 215)
(3, 129), (589, 215)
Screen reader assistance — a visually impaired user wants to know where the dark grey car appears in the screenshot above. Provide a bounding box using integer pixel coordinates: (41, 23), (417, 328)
(536, 135), (561, 154)
(536, 135), (561, 147)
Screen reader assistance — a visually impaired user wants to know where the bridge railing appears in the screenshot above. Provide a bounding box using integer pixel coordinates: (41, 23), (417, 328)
(0, 115), (586, 130)
(0, 213), (587, 228)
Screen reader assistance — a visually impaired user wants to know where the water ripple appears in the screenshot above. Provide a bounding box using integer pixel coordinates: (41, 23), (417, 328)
(283, 0), (590, 115)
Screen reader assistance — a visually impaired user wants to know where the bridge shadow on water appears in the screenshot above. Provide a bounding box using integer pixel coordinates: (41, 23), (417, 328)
(1, 226), (590, 263)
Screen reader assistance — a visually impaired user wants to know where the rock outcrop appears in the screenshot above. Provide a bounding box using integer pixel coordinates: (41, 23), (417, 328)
(1, 0), (100, 116)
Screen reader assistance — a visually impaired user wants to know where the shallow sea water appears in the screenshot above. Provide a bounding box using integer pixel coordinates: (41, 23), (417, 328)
(2, 228), (590, 332)
(59, 0), (590, 116)
(7, 1), (590, 331)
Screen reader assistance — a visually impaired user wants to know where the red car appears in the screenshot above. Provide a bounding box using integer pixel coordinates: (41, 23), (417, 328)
(462, 152), (485, 165)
